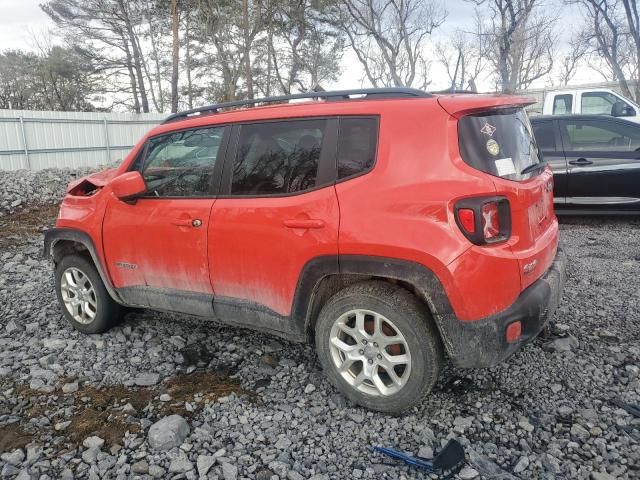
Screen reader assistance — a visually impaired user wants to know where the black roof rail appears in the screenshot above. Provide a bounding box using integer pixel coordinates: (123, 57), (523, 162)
(162, 87), (432, 123)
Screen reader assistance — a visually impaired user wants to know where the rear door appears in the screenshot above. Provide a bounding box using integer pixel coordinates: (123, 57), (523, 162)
(532, 119), (567, 205)
(208, 118), (340, 325)
(559, 117), (640, 208)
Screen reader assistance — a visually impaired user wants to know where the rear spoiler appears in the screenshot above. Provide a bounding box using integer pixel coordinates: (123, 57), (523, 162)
(436, 94), (536, 119)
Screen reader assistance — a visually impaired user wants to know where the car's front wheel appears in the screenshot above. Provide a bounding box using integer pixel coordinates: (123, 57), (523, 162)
(55, 254), (123, 334)
(315, 281), (443, 414)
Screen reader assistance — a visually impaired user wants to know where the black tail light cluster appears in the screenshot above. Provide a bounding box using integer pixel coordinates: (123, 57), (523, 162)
(454, 196), (511, 245)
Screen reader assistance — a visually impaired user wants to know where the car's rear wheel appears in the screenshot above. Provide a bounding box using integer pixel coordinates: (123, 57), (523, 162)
(55, 254), (123, 334)
(315, 281), (443, 414)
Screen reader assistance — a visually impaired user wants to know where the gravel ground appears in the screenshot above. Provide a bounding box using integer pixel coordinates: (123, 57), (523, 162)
(0, 168), (639, 480)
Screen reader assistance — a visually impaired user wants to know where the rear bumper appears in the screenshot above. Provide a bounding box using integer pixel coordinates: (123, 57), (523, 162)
(442, 248), (566, 368)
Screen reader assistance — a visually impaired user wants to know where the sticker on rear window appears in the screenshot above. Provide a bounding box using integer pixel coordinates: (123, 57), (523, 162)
(495, 157), (516, 176)
(486, 139), (500, 156)
(480, 122), (496, 136)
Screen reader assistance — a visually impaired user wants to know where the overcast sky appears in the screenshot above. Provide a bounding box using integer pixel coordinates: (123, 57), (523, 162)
(0, 0), (593, 93)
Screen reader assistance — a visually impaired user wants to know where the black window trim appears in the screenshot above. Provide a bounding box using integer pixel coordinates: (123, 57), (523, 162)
(217, 116), (340, 198)
(335, 115), (381, 184)
(129, 123), (232, 199)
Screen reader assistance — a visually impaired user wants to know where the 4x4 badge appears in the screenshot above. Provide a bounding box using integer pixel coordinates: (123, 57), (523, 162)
(480, 122), (497, 136)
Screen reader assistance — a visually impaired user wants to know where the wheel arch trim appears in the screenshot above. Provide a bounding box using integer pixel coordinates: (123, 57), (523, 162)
(291, 255), (457, 354)
(44, 227), (125, 305)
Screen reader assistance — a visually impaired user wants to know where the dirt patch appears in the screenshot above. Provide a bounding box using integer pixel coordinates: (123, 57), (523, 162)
(165, 371), (245, 403)
(0, 423), (33, 452)
(73, 384), (154, 412)
(68, 408), (141, 447)
(7, 370), (253, 449)
(0, 204), (59, 248)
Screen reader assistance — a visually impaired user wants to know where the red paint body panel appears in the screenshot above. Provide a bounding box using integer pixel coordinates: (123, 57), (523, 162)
(102, 196), (214, 293)
(209, 187), (340, 316)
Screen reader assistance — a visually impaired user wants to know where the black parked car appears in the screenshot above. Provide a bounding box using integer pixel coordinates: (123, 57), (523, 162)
(530, 114), (640, 213)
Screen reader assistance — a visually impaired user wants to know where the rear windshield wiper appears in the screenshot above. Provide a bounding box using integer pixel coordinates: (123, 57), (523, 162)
(520, 161), (547, 175)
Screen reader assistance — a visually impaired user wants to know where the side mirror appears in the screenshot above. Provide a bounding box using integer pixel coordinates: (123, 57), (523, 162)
(110, 171), (146, 201)
(611, 101), (634, 117)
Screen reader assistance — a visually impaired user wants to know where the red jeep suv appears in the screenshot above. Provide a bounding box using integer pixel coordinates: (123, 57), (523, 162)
(44, 88), (566, 413)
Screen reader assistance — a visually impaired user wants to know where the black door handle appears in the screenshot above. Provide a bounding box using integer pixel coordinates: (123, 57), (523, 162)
(568, 158), (593, 166)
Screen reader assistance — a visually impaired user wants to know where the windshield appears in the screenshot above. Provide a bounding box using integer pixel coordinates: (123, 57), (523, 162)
(458, 108), (544, 181)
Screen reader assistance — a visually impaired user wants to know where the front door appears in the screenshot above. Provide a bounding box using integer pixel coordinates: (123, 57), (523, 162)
(559, 118), (640, 208)
(103, 125), (228, 314)
(209, 119), (339, 334)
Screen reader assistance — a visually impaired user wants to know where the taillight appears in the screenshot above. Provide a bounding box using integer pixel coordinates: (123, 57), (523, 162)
(454, 196), (511, 245)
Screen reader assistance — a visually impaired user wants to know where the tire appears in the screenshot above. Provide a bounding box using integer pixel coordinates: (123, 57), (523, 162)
(54, 254), (123, 334)
(315, 281), (443, 414)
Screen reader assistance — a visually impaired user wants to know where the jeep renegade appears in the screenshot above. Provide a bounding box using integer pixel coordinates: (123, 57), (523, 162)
(45, 88), (566, 413)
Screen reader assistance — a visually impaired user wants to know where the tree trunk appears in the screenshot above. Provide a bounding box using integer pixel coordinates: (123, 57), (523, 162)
(185, 12), (193, 109)
(171, 0), (180, 113)
(118, 0), (149, 112)
(242, 0), (254, 99)
(123, 35), (141, 113)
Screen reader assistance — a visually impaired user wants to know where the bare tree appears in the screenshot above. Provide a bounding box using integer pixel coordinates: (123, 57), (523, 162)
(41, 0), (152, 112)
(470, 0), (557, 93)
(263, 0), (343, 95)
(556, 35), (588, 85)
(194, 0), (264, 102)
(569, 0), (639, 101)
(435, 28), (486, 91)
(335, 0), (446, 88)
(170, 0), (180, 112)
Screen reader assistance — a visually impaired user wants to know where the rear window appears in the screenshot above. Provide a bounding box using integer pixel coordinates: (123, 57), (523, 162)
(457, 108), (544, 181)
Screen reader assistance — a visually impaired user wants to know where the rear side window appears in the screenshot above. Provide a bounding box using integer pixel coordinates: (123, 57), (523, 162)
(231, 119), (326, 195)
(552, 94), (572, 114)
(532, 121), (556, 152)
(337, 117), (379, 179)
(458, 108), (544, 181)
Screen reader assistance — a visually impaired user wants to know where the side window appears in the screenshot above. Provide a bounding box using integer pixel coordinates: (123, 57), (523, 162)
(552, 94), (573, 115)
(140, 126), (225, 197)
(337, 117), (379, 179)
(231, 119), (326, 195)
(564, 120), (640, 152)
(532, 121), (556, 151)
(581, 92), (630, 115)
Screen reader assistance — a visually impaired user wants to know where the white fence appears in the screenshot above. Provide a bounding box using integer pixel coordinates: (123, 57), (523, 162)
(0, 110), (166, 171)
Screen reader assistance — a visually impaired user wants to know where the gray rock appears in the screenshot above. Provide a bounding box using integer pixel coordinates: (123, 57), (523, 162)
(513, 456), (530, 473)
(418, 446), (434, 458)
(221, 462), (238, 480)
(147, 415), (190, 450)
(196, 455), (216, 477)
(1, 449), (25, 466)
(134, 372), (161, 386)
(458, 467), (479, 480)
(571, 423), (590, 441)
(14, 470), (32, 480)
(131, 461), (149, 474)
(287, 471), (305, 480)
(590, 473), (616, 480)
(62, 381), (79, 393)
(304, 383), (316, 394)
(81, 447), (99, 464)
(148, 465), (166, 478)
(168, 452), (193, 473)
(544, 335), (579, 353)
(82, 436), (105, 449)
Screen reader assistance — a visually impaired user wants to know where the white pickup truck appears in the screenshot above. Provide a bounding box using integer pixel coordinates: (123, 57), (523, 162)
(541, 88), (640, 123)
